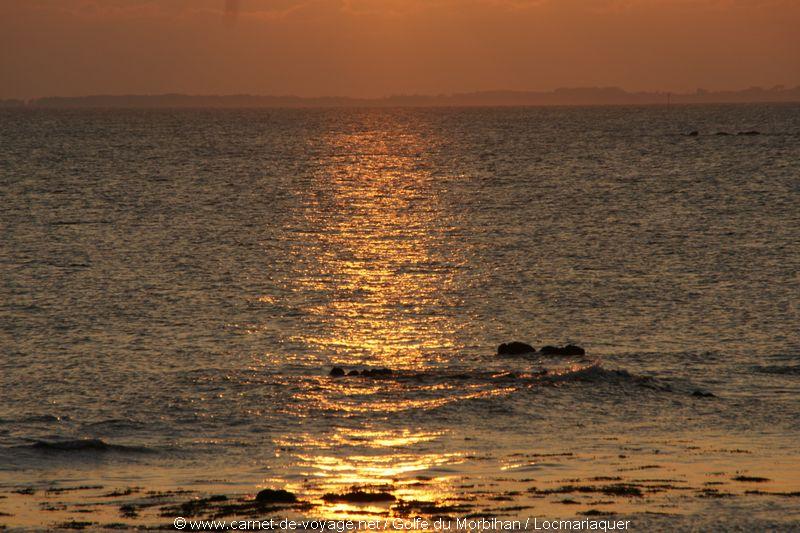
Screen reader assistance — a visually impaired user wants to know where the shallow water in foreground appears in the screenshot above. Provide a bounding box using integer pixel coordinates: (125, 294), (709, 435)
(1, 105), (799, 530)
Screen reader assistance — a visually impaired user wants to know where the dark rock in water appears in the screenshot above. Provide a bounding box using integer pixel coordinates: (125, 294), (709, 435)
(347, 370), (360, 376)
(255, 488), (297, 504)
(497, 342), (536, 355)
(329, 367), (345, 377)
(737, 130), (760, 136)
(564, 344), (585, 356)
(685, 130), (699, 136)
(321, 490), (396, 503)
(692, 390), (715, 398)
(715, 132), (731, 136)
(540, 344), (585, 356)
(362, 368), (393, 378)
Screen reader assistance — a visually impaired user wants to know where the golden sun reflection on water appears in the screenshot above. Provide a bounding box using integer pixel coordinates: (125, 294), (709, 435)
(275, 428), (464, 519)
(284, 127), (464, 368)
(292, 382), (517, 414)
(276, 428), (444, 450)
(297, 452), (461, 485)
(303, 451), (463, 518)
(258, 126), (477, 519)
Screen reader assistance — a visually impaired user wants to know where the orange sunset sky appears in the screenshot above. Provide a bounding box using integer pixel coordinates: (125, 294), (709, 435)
(1, 0), (798, 99)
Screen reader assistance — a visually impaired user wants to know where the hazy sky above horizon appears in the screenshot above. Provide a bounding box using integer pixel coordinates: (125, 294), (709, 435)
(1, 0), (798, 99)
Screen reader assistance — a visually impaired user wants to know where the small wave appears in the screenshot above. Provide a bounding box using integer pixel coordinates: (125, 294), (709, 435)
(22, 439), (152, 453)
(542, 363), (713, 395)
(48, 220), (112, 226)
(328, 362), (671, 390)
(19, 259), (90, 269)
(81, 418), (146, 430)
(0, 414), (69, 425)
(752, 364), (800, 376)
(24, 414), (69, 423)
(542, 363), (645, 383)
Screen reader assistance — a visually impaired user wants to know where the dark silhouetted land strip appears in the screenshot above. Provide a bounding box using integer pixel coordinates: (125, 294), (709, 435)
(19, 86), (800, 108)
(0, 99), (25, 108)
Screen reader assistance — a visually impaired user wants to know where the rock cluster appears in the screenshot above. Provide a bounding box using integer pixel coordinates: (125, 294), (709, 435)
(497, 342), (586, 356)
(330, 367), (394, 378)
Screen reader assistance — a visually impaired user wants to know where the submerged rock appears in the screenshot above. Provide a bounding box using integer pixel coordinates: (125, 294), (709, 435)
(737, 130), (761, 136)
(692, 390), (715, 398)
(330, 367), (394, 378)
(540, 344), (586, 356)
(685, 130), (699, 136)
(497, 342), (536, 355)
(255, 488), (297, 504)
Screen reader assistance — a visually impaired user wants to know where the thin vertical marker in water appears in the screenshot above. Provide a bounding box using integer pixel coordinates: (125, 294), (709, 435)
(225, 0), (239, 24)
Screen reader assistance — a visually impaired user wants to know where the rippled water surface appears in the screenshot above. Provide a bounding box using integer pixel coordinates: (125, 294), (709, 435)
(1, 105), (799, 529)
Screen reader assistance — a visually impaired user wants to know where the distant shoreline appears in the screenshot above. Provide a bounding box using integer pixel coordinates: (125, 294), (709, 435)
(2, 86), (800, 109)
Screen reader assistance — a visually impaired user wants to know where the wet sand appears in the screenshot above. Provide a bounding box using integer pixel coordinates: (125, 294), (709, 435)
(3, 435), (798, 531)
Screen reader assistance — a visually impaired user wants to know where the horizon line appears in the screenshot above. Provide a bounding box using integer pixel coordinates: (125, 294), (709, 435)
(3, 85), (800, 108)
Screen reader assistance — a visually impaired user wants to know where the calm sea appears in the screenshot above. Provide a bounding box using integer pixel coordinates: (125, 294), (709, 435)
(1, 105), (799, 529)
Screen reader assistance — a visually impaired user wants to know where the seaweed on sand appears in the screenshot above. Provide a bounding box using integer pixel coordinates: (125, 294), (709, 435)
(533, 484), (644, 497)
(392, 499), (474, 516)
(160, 492), (313, 520)
(322, 490), (396, 503)
(732, 475), (770, 482)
